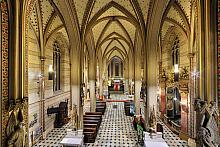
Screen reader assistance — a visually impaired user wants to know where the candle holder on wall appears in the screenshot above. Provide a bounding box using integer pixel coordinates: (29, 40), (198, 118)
(48, 65), (53, 80)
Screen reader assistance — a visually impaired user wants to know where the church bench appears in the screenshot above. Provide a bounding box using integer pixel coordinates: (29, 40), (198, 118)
(83, 128), (97, 143)
(83, 116), (101, 120)
(85, 112), (103, 115)
(83, 115), (102, 121)
(96, 106), (105, 114)
(83, 119), (101, 128)
(83, 123), (98, 129)
(96, 102), (106, 109)
(83, 116), (102, 128)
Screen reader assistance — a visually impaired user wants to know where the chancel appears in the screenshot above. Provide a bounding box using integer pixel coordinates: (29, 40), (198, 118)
(0, 0), (220, 147)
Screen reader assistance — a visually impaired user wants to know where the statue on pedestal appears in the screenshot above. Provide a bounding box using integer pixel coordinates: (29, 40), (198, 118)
(149, 106), (156, 132)
(6, 98), (26, 147)
(7, 122), (26, 147)
(195, 99), (220, 147)
(71, 104), (78, 129)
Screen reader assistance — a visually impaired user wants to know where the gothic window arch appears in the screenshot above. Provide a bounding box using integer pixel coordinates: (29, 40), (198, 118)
(171, 37), (180, 66)
(53, 41), (61, 91)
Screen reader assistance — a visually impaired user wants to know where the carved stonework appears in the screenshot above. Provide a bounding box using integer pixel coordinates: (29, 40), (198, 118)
(1, 1), (9, 145)
(71, 104), (78, 129)
(149, 106), (157, 132)
(179, 66), (189, 80)
(6, 98), (28, 147)
(195, 99), (220, 147)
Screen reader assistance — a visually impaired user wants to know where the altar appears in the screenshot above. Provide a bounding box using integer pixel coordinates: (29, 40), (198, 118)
(60, 137), (83, 147)
(60, 129), (84, 147)
(144, 132), (168, 147)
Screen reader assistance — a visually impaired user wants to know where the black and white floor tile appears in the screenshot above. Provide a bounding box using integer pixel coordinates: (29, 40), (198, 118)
(33, 123), (72, 147)
(34, 94), (188, 147)
(85, 96), (138, 147)
(158, 120), (188, 147)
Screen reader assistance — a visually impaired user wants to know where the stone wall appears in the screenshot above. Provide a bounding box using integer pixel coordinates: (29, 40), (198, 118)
(28, 28), (70, 145)
(28, 27), (42, 143)
(162, 27), (189, 71)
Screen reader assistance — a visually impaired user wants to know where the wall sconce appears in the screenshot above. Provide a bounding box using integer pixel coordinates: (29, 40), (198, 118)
(48, 65), (53, 80)
(174, 64), (179, 81)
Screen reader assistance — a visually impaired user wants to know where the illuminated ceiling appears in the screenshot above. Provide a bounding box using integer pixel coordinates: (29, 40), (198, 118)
(73, 0), (151, 62)
(29, 0), (192, 61)
(29, 0), (69, 45)
(160, 0), (191, 41)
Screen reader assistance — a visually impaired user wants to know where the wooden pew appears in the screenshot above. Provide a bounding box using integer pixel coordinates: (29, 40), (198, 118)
(83, 128), (97, 143)
(96, 106), (105, 114)
(96, 102), (106, 114)
(83, 112), (104, 143)
(83, 123), (98, 129)
(84, 119), (100, 126)
(96, 102), (106, 109)
(83, 115), (102, 121)
(85, 112), (103, 115)
(83, 117), (101, 120)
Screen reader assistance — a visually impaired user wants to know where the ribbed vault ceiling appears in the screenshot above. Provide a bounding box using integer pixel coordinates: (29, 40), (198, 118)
(29, 0), (192, 62)
(29, 0), (69, 45)
(160, 0), (191, 41)
(73, 0), (150, 61)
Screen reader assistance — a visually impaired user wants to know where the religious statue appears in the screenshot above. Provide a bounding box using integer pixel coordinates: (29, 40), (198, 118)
(149, 106), (156, 132)
(180, 66), (189, 79)
(195, 99), (220, 147)
(71, 104), (78, 129)
(8, 122), (26, 147)
(6, 98), (27, 147)
(161, 69), (167, 79)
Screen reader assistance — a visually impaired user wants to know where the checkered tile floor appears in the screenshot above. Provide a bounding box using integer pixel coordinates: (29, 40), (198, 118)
(85, 96), (138, 147)
(34, 94), (188, 147)
(158, 120), (188, 147)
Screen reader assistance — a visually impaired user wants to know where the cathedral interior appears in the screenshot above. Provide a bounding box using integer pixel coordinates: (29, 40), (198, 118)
(0, 0), (220, 146)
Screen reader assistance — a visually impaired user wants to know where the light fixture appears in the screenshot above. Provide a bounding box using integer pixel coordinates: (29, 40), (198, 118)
(48, 65), (53, 80)
(174, 64), (179, 81)
(174, 64), (179, 73)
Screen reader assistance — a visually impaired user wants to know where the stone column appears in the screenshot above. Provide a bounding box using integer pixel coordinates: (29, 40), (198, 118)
(99, 75), (103, 98)
(109, 62), (111, 78)
(39, 56), (46, 137)
(70, 46), (82, 129)
(146, 44), (158, 128)
(134, 59), (141, 115)
(198, 0), (206, 100)
(88, 56), (96, 112)
(6, 1), (28, 146)
(113, 60), (115, 77)
(124, 60), (129, 94)
(119, 61), (121, 77)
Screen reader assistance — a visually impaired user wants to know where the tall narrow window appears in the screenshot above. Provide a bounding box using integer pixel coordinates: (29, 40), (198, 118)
(115, 63), (119, 76)
(121, 62), (123, 77)
(171, 37), (180, 66)
(53, 41), (61, 91)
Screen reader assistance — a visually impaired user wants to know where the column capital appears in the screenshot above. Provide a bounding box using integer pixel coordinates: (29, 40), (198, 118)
(40, 56), (46, 61)
(187, 53), (195, 59)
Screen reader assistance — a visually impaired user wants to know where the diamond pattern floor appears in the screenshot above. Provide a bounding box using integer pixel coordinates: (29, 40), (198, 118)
(34, 94), (188, 147)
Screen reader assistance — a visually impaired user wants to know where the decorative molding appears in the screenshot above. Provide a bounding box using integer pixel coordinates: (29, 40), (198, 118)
(194, 100), (220, 146)
(1, 1), (9, 145)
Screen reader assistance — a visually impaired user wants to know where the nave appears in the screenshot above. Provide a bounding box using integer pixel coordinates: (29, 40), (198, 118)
(34, 94), (188, 147)
(0, 0), (219, 146)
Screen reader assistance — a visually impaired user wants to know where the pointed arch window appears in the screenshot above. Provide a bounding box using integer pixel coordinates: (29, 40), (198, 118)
(53, 41), (61, 91)
(171, 37), (180, 66)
